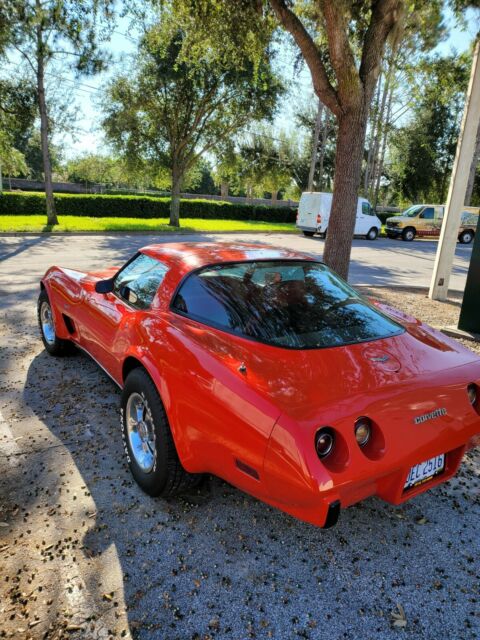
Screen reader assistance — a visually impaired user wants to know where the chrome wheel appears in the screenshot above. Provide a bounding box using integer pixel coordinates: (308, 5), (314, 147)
(126, 392), (156, 473)
(40, 301), (55, 345)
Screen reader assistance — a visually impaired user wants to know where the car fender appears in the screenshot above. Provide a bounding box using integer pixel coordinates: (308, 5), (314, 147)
(40, 267), (81, 340)
(121, 347), (194, 467)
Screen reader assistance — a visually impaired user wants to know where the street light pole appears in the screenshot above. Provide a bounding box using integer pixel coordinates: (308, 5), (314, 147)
(429, 41), (480, 301)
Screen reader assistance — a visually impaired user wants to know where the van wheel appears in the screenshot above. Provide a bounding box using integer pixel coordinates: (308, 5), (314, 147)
(459, 230), (474, 244)
(402, 227), (416, 242)
(302, 231), (315, 237)
(319, 228), (327, 239)
(366, 227), (379, 241)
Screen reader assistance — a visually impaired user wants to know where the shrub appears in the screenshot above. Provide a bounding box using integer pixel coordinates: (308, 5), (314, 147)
(0, 192), (296, 223)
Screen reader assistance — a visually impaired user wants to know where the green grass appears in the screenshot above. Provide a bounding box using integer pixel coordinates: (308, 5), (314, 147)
(0, 215), (297, 233)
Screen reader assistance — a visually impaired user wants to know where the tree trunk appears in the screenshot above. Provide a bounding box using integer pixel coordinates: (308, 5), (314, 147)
(307, 99), (324, 190)
(0, 161), (3, 194)
(373, 83), (394, 208)
(220, 181), (229, 198)
(364, 72), (382, 194)
(368, 64), (392, 198)
(323, 109), (368, 280)
(271, 189), (278, 203)
(170, 165), (181, 227)
(317, 111), (331, 192)
(36, 26), (58, 226)
(465, 120), (480, 205)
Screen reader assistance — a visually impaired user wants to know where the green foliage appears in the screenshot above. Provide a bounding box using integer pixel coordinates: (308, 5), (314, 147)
(102, 8), (282, 224)
(389, 54), (470, 203)
(0, 78), (37, 181)
(0, 191), (296, 222)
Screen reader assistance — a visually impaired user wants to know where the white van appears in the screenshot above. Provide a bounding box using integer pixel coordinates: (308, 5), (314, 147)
(296, 192), (382, 240)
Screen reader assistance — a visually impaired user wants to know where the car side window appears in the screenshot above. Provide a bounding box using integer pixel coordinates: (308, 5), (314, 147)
(113, 254), (168, 309)
(420, 207), (435, 220)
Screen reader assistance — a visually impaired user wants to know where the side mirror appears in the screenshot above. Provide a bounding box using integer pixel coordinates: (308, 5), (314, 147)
(95, 279), (114, 294)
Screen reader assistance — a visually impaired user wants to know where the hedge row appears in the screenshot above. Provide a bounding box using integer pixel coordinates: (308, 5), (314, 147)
(0, 192), (296, 223)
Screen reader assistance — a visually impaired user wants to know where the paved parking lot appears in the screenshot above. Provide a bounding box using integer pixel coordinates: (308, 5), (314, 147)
(0, 233), (479, 640)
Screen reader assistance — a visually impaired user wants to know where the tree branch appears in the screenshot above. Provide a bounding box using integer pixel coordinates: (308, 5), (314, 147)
(268, 0), (341, 116)
(359, 0), (403, 93)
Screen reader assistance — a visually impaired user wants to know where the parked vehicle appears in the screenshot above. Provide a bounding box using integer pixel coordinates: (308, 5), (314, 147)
(386, 204), (479, 243)
(38, 242), (480, 529)
(296, 192), (382, 240)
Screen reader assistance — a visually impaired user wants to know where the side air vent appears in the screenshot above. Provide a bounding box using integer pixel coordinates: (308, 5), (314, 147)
(62, 314), (76, 335)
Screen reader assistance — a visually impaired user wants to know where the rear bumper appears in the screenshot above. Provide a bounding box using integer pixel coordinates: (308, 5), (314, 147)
(263, 399), (480, 528)
(296, 225), (317, 233)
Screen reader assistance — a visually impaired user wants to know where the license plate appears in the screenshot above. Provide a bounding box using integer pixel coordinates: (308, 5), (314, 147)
(404, 454), (445, 490)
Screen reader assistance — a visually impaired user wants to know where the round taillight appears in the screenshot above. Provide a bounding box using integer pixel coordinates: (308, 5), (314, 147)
(315, 428), (335, 458)
(354, 417), (371, 447)
(467, 383), (478, 407)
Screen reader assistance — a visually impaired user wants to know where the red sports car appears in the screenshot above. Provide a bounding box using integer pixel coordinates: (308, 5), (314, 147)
(38, 242), (480, 528)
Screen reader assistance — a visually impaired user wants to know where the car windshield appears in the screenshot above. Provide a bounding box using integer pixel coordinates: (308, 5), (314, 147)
(403, 205), (423, 217)
(172, 260), (404, 349)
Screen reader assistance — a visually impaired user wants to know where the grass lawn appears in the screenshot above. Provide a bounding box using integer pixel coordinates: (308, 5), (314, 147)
(0, 215), (297, 233)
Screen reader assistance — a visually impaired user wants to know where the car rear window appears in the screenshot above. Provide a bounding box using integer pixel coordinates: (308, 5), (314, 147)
(172, 260), (404, 349)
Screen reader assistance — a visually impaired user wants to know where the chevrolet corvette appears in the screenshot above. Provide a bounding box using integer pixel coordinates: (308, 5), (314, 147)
(38, 243), (480, 528)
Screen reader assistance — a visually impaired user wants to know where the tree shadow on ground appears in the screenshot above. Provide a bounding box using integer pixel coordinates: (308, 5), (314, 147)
(11, 347), (479, 640)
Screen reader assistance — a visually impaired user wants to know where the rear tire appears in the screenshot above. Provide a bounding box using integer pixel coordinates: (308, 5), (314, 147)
(459, 230), (474, 244)
(402, 227), (416, 242)
(37, 289), (72, 356)
(121, 367), (202, 497)
(302, 230), (315, 237)
(366, 227), (379, 241)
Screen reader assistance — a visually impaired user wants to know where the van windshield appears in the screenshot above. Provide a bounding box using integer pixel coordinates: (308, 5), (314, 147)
(172, 260), (404, 349)
(403, 205), (423, 217)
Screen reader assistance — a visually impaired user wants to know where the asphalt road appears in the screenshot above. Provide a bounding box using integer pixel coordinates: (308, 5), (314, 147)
(0, 232), (473, 297)
(0, 233), (479, 640)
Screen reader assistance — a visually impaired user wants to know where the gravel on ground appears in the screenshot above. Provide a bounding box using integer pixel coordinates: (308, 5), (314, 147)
(0, 285), (479, 640)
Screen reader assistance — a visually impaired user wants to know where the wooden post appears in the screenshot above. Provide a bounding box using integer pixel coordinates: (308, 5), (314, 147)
(429, 42), (480, 301)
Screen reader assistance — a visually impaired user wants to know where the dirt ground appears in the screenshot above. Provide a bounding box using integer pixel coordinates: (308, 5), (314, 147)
(0, 286), (479, 640)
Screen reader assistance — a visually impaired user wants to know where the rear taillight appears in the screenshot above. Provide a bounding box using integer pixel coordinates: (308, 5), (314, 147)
(354, 417), (371, 447)
(467, 383), (478, 408)
(315, 427), (335, 458)
(316, 214), (322, 224)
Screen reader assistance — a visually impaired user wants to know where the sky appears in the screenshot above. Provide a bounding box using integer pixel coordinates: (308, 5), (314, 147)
(6, 4), (479, 162)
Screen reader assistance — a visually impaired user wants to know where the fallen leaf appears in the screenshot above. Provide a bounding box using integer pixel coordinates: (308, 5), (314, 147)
(391, 603), (407, 628)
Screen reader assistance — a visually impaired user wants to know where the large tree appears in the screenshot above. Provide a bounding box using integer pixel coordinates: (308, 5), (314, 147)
(102, 18), (282, 226)
(175, 0), (403, 278)
(6, 0), (112, 224)
(389, 54), (470, 203)
(0, 79), (36, 191)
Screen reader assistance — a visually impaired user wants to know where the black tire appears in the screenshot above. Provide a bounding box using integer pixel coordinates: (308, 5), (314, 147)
(319, 228), (327, 239)
(37, 289), (72, 356)
(366, 227), (379, 241)
(402, 227), (416, 242)
(302, 230), (315, 237)
(459, 230), (474, 244)
(121, 367), (202, 497)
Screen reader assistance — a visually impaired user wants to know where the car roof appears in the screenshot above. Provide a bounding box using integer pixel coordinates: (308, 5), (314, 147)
(140, 242), (315, 276)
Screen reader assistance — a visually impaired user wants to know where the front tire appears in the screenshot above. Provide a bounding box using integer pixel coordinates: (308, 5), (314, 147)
(459, 230), (474, 244)
(121, 367), (202, 497)
(402, 227), (416, 242)
(37, 289), (71, 356)
(366, 227), (379, 240)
